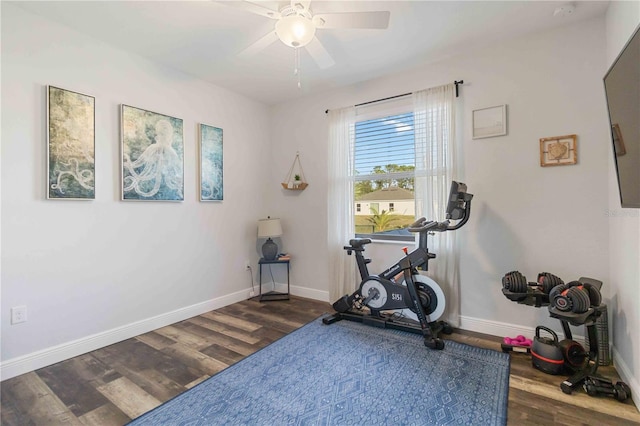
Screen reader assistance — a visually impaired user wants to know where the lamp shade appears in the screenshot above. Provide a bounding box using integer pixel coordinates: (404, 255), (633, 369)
(275, 15), (316, 48)
(258, 217), (283, 238)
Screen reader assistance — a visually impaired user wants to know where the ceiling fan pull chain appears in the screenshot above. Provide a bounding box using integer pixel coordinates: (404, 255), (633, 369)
(294, 47), (302, 89)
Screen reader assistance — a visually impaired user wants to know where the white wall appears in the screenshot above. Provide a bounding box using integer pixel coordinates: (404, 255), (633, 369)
(270, 18), (610, 334)
(1, 4), (271, 377)
(605, 0), (640, 407)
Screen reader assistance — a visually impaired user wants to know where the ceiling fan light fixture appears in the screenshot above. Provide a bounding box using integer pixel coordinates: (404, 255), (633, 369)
(275, 15), (316, 48)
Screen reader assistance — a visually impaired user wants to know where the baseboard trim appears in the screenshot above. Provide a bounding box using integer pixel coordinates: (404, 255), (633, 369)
(459, 315), (536, 339)
(460, 315), (535, 336)
(290, 285), (330, 302)
(458, 315), (589, 342)
(612, 346), (640, 410)
(0, 290), (249, 381)
(271, 283), (330, 302)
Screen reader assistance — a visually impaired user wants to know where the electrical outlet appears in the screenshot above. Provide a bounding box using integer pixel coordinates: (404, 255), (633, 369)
(249, 290), (256, 298)
(11, 305), (27, 325)
(244, 260), (251, 270)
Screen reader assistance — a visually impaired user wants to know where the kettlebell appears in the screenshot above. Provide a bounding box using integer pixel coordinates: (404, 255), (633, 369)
(531, 326), (564, 375)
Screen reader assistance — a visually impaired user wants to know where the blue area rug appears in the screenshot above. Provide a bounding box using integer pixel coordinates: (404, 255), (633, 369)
(129, 317), (510, 425)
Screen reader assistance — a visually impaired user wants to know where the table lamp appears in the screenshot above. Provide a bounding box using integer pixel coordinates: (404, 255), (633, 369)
(258, 217), (283, 261)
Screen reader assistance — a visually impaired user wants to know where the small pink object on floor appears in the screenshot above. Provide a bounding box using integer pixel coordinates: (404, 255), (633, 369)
(503, 335), (532, 347)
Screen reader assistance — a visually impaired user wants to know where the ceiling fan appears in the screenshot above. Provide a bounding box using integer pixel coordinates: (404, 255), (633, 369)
(221, 1), (391, 70)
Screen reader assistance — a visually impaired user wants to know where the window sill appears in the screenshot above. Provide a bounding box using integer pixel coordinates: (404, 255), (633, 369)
(355, 234), (416, 244)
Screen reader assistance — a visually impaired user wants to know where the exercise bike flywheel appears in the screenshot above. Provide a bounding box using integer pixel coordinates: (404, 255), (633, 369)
(360, 280), (387, 309)
(403, 274), (446, 322)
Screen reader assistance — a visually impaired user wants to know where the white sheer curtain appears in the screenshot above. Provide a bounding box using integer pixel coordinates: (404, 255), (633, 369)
(412, 83), (460, 326)
(327, 107), (358, 302)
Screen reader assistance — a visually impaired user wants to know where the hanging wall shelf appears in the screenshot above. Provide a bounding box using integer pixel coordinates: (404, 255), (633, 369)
(281, 152), (308, 190)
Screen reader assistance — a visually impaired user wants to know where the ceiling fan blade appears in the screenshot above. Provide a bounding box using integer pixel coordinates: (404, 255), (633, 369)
(238, 30), (279, 58)
(313, 11), (390, 29)
(291, 0), (311, 11)
(219, 1), (281, 19)
(305, 37), (335, 69)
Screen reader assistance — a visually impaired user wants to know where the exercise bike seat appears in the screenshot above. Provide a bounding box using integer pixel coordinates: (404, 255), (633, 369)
(347, 238), (372, 249)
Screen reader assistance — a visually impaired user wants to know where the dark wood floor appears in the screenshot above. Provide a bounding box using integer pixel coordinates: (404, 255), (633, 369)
(1, 296), (639, 425)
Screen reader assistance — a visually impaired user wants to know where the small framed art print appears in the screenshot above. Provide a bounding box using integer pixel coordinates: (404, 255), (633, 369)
(540, 134), (577, 167)
(472, 105), (507, 139)
(199, 123), (223, 201)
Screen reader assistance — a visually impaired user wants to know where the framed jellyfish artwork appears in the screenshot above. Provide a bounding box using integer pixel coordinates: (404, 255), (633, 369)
(199, 123), (223, 201)
(47, 86), (95, 200)
(121, 105), (184, 201)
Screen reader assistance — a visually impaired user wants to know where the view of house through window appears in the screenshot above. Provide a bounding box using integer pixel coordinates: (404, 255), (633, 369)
(354, 110), (416, 241)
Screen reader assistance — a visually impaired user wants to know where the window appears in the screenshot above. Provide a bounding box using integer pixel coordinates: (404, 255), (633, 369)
(353, 99), (415, 241)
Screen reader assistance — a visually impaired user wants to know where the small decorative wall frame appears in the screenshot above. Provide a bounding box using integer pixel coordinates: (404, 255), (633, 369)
(47, 85), (95, 200)
(540, 134), (577, 167)
(199, 123), (224, 201)
(121, 105), (184, 201)
(472, 104), (507, 139)
(612, 124), (626, 156)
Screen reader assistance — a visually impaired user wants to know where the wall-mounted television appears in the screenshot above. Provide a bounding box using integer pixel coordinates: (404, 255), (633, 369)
(604, 23), (640, 208)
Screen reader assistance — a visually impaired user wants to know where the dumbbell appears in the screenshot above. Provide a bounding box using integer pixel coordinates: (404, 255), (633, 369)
(549, 280), (602, 314)
(583, 376), (632, 402)
(502, 271), (563, 294)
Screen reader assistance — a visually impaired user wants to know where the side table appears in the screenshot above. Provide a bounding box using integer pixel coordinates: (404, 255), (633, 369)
(258, 258), (290, 301)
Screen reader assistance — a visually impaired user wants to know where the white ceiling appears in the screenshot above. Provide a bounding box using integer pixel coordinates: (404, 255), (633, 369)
(12, 1), (609, 105)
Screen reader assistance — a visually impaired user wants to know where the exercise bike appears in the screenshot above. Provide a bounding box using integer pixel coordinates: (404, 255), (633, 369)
(323, 181), (473, 349)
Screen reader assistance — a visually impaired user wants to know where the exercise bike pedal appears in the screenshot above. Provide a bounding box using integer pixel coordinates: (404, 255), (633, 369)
(440, 321), (454, 335)
(424, 337), (444, 350)
(332, 295), (353, 313)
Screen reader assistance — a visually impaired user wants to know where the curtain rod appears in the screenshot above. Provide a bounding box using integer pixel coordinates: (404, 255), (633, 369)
(325, 80), (463, 114)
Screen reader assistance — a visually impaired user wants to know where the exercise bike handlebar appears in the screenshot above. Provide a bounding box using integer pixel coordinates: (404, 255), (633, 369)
(408, 217), (450, 233)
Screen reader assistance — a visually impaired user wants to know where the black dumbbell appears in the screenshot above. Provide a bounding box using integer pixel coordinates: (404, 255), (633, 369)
(583, 376), (631, 402)
(503, 271), (563, 295)
(502, 271), (528, 293)
(549, 281), (602, 313)
(537, 272), (564, 294)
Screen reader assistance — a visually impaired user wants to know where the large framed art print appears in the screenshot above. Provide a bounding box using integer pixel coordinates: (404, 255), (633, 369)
(121, 105), (184, 201)
(47, 86), (95, 200)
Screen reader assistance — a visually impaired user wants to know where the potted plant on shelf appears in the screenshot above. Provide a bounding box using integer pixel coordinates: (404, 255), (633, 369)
(281, 153), (308, 190)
